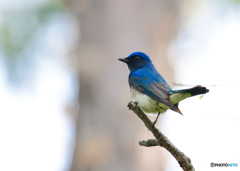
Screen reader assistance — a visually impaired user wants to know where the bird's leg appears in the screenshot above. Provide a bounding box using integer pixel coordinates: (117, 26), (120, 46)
(152, 112), (160, 127)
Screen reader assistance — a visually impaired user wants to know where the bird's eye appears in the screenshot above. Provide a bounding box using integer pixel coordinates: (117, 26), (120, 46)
(134, 56), (140, 61)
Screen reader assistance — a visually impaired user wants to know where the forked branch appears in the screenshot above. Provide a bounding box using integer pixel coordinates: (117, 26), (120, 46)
(127, 102), (195, 171)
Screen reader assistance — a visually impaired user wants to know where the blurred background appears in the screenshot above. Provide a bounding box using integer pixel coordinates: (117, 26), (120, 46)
(0, 0), (240, 171)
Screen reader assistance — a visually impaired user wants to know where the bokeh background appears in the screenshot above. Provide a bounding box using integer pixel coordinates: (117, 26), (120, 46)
(0, 0), (240, 171)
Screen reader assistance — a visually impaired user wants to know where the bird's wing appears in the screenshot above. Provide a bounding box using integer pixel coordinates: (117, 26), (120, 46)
(129, 71), (182, 114)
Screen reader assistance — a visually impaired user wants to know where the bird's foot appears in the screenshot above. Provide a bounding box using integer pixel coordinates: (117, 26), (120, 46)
(128, 101), (138, 110)
(133, 101), (138, 108)
(152, 120), (157, 128)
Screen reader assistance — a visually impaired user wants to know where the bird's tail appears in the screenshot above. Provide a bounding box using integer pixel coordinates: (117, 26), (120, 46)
(169, 85), (209, 105)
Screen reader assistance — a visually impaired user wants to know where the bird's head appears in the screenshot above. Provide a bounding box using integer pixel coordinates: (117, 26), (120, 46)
(118, 52), (152, 72)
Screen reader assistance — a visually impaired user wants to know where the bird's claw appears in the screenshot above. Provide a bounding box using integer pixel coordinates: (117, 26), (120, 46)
(133, 101), (138, 108)
(152, 121), (157, 128)
(128, 101), (138, 110)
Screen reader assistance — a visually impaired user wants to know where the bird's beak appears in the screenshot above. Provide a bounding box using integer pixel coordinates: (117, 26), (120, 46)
(118, 58), (129, 63)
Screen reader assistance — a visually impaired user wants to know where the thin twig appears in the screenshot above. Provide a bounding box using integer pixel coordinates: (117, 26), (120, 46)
(127, 102), (195, 171)
(139, 139), (158, 147)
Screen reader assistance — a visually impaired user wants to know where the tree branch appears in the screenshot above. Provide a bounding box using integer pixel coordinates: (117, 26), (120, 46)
(139, 139), (159, 147)
(127, 102), (195, 171)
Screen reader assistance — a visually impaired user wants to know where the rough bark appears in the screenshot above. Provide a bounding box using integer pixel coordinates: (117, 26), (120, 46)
(128, 102), (195, 171)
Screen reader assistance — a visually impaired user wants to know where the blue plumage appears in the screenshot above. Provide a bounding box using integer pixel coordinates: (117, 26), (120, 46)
(119, 52), (209, 119)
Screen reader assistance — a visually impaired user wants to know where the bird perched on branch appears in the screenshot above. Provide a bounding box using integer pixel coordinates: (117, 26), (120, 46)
(119, 52), (209, 126)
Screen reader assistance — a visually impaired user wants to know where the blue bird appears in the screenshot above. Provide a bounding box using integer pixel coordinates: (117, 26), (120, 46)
(119, 52), (209, 125)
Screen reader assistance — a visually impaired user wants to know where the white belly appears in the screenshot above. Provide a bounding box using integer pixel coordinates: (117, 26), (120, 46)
(130, 86), (169, 115)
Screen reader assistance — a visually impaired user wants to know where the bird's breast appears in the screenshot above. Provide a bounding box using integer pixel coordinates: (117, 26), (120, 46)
(130, 86), (169, 115)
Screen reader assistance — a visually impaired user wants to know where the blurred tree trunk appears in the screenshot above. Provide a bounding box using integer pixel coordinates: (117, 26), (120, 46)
(66, 0), (179, 171)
